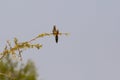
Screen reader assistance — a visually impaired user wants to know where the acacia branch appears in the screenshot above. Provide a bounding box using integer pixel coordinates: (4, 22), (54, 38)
(0, 32), (69, 60)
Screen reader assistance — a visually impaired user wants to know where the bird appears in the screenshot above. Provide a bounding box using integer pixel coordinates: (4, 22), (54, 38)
(52, 25), (59, 43)
(55, 30), (59, 43)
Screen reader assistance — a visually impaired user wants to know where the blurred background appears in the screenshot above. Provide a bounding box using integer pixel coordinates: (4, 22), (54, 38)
(0, 0), (120, 80)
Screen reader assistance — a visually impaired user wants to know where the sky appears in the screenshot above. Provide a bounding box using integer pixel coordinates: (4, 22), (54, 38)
(0, 0), (120, 80)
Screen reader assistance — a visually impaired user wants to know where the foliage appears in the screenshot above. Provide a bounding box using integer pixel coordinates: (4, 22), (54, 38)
(0, 55), (37, 80)
(0, 27), (69, 79)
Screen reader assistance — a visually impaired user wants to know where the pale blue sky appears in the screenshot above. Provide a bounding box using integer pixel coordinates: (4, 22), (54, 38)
(0, 0), (120, 80)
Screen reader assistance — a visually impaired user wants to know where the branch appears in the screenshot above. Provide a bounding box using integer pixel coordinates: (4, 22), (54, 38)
(0, 32), (69, 60)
